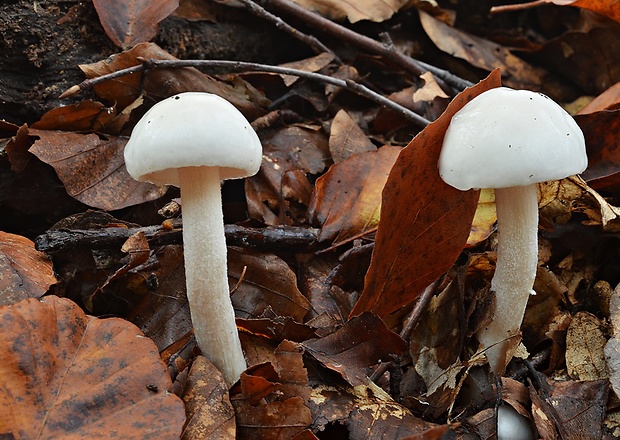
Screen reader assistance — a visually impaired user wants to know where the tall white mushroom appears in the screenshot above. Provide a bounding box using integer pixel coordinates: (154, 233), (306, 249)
(124, 92), (262, 386)
(439, 87), (587, 373)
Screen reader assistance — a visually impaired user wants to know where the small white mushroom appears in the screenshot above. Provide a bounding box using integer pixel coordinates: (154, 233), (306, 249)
(439, 87), (587, 373)
(124, 92), (262, 386)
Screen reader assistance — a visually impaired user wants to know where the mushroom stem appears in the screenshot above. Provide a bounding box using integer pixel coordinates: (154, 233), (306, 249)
(178, 166), (247, 386)
(477, 184), (538, 373)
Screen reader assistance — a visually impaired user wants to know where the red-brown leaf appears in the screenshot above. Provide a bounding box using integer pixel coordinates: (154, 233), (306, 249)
(350, 70), (502, 318)
(92, 0), (179, 49)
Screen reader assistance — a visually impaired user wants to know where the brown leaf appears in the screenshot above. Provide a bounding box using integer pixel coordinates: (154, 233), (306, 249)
(308, 145), (401, 244)
(0, 296), (185, 439)
(302, 312), (406, 386)
(232, 341), (312, 439)
(578, 82), (620, 113)
(291, 0), (414, 23)
(576, 109), (620, 192)
(309, 382), (438, 438)
(247, 124), (330, 225)
(92, 0), (179, 49)
(350, 70), (501, 318)
(549, 0), (620, 23)
(180, 356), (236, 440)
(229, 248), (310, 322)
(28, 130), (166, 210)
(31, 100), (118, 132)
(419, 11), (546, 91)
(80, 42), (268, 119)
(467, 188), (496, 247)
(566, 311), (608, 380)
(0, 232), (56, 307)
(279, 52), (335, 87)
(329, 110), (376, 163)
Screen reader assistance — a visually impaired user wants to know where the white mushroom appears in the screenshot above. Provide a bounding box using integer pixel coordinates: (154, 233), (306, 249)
(124, 92), (262, 386)
(497, 405), (534, 440)
(439, 87), (587, 373)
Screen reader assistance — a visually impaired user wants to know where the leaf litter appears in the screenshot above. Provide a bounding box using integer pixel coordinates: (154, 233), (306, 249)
(2, 0), (620, 438)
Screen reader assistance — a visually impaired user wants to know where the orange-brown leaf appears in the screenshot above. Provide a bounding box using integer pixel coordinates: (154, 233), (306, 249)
(0, 296), (185, 439)
(350, 70), (502, 318)
(0, 232), (56, 307)
(308, 145), (402, 244)
(29, 130), (166, 210)
(92, 0), (179, 49)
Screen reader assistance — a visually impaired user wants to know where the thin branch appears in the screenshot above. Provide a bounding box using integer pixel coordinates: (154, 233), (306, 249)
(235, 0), (341, 63)
(61, 58), (432, 128)
(490, 0), (547, 14)
(257, 0), (473, 91)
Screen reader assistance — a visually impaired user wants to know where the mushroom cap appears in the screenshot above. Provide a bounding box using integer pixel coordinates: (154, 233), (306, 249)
(439, 87), (587, 191)
(124, 92), (262, 186)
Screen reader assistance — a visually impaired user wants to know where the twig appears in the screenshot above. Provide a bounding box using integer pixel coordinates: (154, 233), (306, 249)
(257, 0), (473, 91)
(490, 0), (547, 14)
(35, 222), (321, 254)
(62, 58), (432, 128)
(234, 0), (341, 63)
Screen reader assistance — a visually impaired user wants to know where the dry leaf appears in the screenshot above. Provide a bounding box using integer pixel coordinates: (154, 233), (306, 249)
(279, 53), (335, 87)
(566, 311), (608, 380)
(308, 145), (401, 244)
(31, 101), (117, 132)
(302, 312), (406, 386)
(329, 109), (376, 163)
(350, 70), (501, 318)
(291, 0), (413, 23)
(0, 296), (185, 439)
(180, 356), (236, 439)
(0, 231), (56, 307)
(309, 382), (438, 438)
(28, 129), (167, 210)
(92, 0), (179, 49)
(229, 248), (310, 321)
(419, 11), (546, 91)
(605, 283), (620, 398)
(467, 188), (496, 247)
(549, 0), (620, 23)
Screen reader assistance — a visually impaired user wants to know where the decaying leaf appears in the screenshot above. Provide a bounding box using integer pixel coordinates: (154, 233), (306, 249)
(350, 70), (501, 318)
(0, 296), (185, 439)
(231, 340), (312, 439)
(28, 129), (167, 210)
(0, 231), (56, 307)
(229, 248), (310, 322)
(605, 283), (620, 398)
(467, 188), (496, 247)
(80, 42), (268, 119)
(180, 356), (236, 440)
(92, 0), (179, 49)
(565, 311), (608, 381)
(329, 109), (376, 163)
(419, 11), (547, 91)
(309, 381), (438, 438)
(302, 312), (406, 386)
(291, 0), (413, 23)
(309, 145), (401, 244)
(279, 52), (335, 87)
(548, 0), (620, 23)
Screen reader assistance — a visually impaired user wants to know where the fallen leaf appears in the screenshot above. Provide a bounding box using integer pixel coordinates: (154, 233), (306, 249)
(467, 188), (496, 247)
(329, 109), (376, 163)
(231, 341), (312, 439)
(279, 52), (335, 87)
(309, 382), (438, 438)
(0, 231), (56, 307)
(31, 100), (117, 132)
(576, 109), (620, 192)
(0, 296), (185, 439)
(578, 82), (620, 113)
(92, 0), (179, 49)
(549, 0), (620, 23)
(80, 42), (268, 119)
(350, 70), (501, 318)
(302, 312), (406, 386)
(565, 311), (608, 380)
(180, 356), (236, 439)
(308, 145), (401, 244)
(229, 248), (310, 321)
(28, 129), (167, 210)
(291, 0), (412, 23)
(419, 11), (547, 91)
